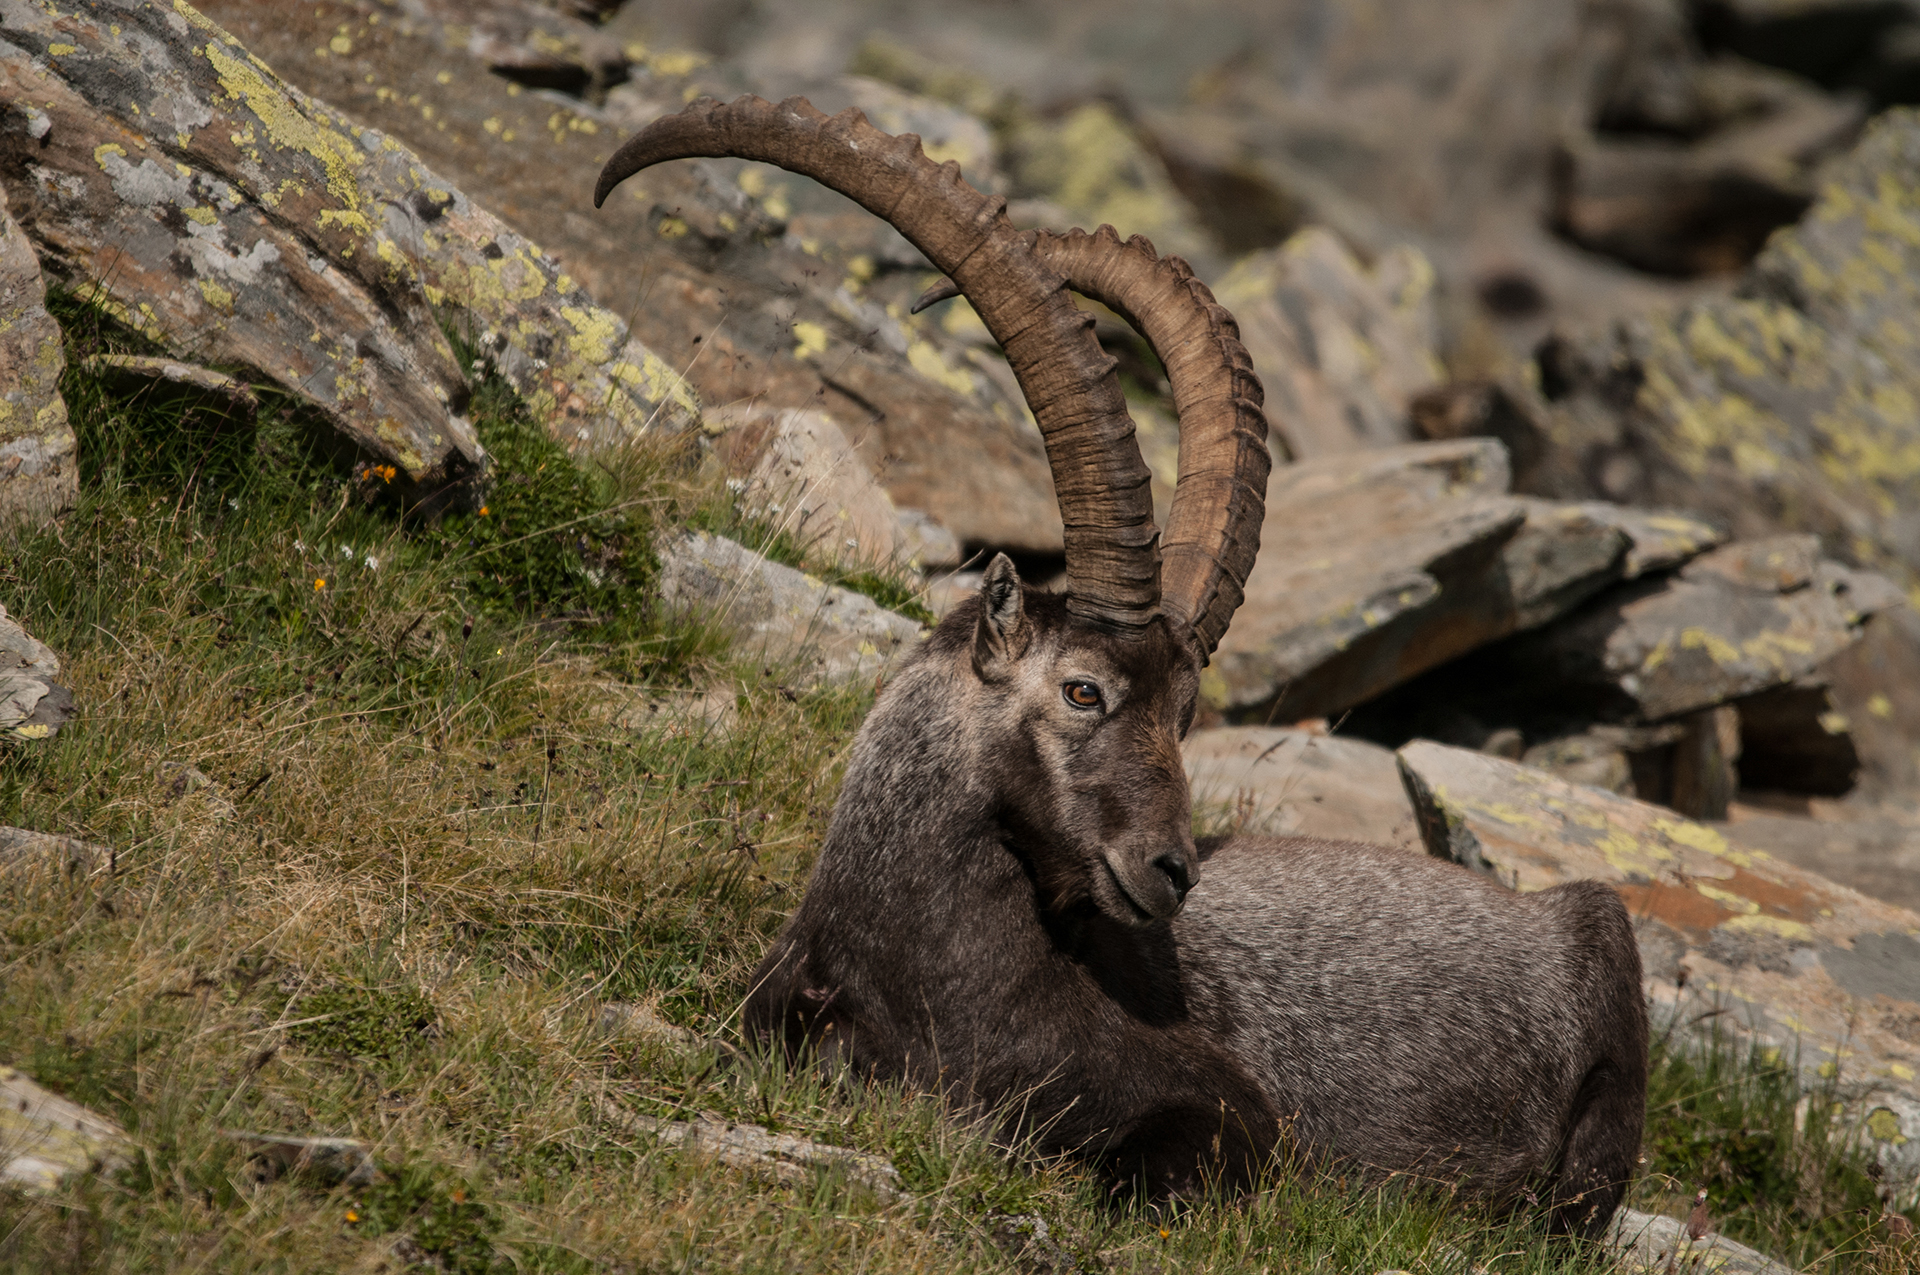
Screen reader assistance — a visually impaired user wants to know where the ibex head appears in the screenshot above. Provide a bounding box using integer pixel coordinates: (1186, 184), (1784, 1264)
(597, 96), (1270, 927)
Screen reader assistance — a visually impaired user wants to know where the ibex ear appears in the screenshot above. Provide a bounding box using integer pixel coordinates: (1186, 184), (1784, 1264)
(972, 553), (1030, 681)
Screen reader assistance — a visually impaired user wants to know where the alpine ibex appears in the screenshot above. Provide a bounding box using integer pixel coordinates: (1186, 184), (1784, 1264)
(596, 96), (1647, 1236)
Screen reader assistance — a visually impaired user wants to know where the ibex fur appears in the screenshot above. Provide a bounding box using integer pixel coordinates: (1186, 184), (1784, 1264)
(597, 94), (1648, 1238)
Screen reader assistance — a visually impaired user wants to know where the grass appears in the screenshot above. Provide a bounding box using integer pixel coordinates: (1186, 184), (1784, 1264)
(1, 305), (1917, 1273)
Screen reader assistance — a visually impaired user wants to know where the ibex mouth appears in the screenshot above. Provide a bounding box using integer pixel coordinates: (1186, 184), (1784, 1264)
(1102, 854), (1183, 925)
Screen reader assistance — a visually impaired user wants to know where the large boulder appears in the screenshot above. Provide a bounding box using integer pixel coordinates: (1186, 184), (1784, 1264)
(1532, 108), (1920, 595)
(1499, 534), (1905, 723)
(193, 0), (1069, 555)
(0, 189), (72, 528)
(1183, 726), (1422, 852)
(1399, 738), (1920, 1187)
(0, 0), (697, 505)
(1213, 229), (1443, 461)
(1208, 438), (1725, 721)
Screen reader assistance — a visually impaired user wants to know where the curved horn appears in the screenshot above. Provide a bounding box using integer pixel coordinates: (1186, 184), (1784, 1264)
(596, 96), (1160, 636)
(920, 229), (1269, 657)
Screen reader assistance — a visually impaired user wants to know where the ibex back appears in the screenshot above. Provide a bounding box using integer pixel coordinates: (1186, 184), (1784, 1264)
(597, 94), (1648, 1238)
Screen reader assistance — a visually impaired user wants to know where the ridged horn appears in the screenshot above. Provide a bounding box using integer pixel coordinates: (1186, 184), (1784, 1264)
(596, 96), (1161, 636)
(919, 228), (1269, 657)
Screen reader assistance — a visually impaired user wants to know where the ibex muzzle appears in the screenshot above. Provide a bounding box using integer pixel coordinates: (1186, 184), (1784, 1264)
(597, 94), (1647, 1236)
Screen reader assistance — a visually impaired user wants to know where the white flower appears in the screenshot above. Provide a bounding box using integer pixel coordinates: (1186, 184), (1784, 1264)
(293, 539), (305, 552)
(725, 477), (746, 494)
(228, 498), (240, 510)
(364, 554), (380, 571)
(340, 544), (354, 559)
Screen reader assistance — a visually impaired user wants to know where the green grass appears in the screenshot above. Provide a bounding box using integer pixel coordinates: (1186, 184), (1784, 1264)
(2, 306), (1917, 1273)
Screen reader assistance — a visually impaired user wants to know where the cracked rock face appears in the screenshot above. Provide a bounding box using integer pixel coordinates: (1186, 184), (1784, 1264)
(0, 0), (697, 505)
(0, 189), (72, 529)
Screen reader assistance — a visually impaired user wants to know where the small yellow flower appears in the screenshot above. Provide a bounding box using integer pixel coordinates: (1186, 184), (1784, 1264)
(345, 1209), (360, 1223)
(478, 505), (489, 516)
(314, 578), (326, 590)
(376, 464), (397, 483)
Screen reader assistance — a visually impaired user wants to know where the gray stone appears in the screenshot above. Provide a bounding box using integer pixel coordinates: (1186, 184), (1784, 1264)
(80, 355), (257, 426)
(656, 531), (925, 685)
(707, 405), (961, 570)
(0, 825), (108, 875)
(1210, 440), (1721, 723)
(1212, 229), (1443, 462)
(194, 0), (1066, 554)
(0, 187), (72, 529)
(1532, 108), (1920, 598)
(0, 1063), (131, 1194)
(1183, 726), (1422, 853)
(1606, 1208), (1797, 1275)
(0, 601), (72, 741)
(0, 0), (698, 505)
(224, 1131), (376, 1186)
(601, 1099), (905, 1200)
(1502, 535), (1901, 723)
(1398, 738), (1920, 1188)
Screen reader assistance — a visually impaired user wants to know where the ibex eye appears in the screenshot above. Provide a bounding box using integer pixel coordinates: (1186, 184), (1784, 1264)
(1062, 681), (1103, 710)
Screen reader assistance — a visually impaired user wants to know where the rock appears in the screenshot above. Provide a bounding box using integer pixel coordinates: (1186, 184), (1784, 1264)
(1183, 726), (1423, 853)
(1549, 67), (1861, 277)
(0, 188), (73, 529)
(1725, 798), (1920, 914)
(1499, 535), (1901, 723)
(597, 685), (738, 738)
(708, 405), (961, 570)
(80, 355), (258, 426)
(1607, 1208), (1796, 1275)
(1003, 100), (1216, 277)
(1211, 439), (1722, 722)
(194, 0), (1067, 554)
(0, 0), (698, 507)
(0, 601), (73, 740)
(1212, 229), (1443, 461)
(0, 1063), (132, 1193)
(1532, 108), (1920, 595)
(390, 0), (627, 98)
(0, 826), (109, 875)
(655, 531), (924, 685)
(600, 1099), (905, 1200)
(225, 1131), (376, 1186)
(1765, 602), (1920, 799)
(1398, 738), (1920, 1186)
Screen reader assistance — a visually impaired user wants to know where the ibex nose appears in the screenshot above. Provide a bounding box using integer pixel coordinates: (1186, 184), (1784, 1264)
(1153, 847), (1193, 906)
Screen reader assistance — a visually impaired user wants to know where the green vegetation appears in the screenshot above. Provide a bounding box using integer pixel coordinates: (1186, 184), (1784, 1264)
(2, 302), (1916, 1272)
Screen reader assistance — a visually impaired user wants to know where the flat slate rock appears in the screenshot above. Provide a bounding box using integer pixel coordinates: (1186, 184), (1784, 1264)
(0, 1063), (131, 1194)
(1208, 439), (1723, 721)
(656, 531), (925, 685)
(0, 0), (697, 502)
(0, 188), (73, 529)
(1503, 534), (1903, 722)
(1183, 726), (1422, 853)
(1398, 738), (1920, 1186)
(0, 601), (73, 741)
